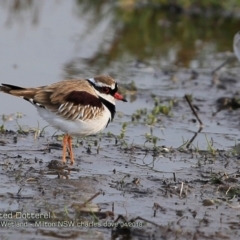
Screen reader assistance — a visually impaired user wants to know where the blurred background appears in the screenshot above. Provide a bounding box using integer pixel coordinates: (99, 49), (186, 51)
(1, 0), (240, 79)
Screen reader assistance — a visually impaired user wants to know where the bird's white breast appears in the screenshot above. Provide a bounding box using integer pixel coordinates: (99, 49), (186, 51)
(36, 105), (111, 136)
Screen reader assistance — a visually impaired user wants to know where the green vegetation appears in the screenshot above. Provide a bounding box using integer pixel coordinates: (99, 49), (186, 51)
(132, 96), (175, 126)
(72, 0), (240, 69)
(5, 0), (240, 71)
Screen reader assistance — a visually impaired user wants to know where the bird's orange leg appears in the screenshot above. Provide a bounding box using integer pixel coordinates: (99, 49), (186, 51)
(67, 135), (74, 165)
(62, 134), (68, 163)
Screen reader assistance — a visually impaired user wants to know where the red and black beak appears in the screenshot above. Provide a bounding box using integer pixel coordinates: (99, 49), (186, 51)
(113, 92), (127, 102)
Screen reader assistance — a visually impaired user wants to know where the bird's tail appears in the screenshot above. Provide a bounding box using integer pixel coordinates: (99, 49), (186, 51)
(0, 83), (36, 99)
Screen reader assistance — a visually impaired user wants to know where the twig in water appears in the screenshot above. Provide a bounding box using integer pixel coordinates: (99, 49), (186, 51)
(173, 172), (176, 182)
(81, 191), (101, 208)
(211, 57), (234, 75)
(186, 127), (203, 148)
(179, 182), (184, 198)
(71, 191), (101, 209)
(185, 95), (204, 148)
(185, 95), (204, 127)
(176, 216), (186, 224)
(226, 186), (232, 195)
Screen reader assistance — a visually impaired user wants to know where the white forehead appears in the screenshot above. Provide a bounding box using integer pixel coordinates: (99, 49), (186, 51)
(87, 78), (115, 90)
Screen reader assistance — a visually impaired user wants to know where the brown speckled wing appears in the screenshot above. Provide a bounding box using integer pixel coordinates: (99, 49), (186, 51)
(33, 79), (104, 121)
(57, 91), (104, 121)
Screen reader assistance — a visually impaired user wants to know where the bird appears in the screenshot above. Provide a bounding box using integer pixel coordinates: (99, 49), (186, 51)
(233, 31), (240, 62)
(0, 75), (127, 165)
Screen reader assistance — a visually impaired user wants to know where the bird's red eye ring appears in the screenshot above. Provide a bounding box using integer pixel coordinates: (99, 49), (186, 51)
(102, 87), (110, 93)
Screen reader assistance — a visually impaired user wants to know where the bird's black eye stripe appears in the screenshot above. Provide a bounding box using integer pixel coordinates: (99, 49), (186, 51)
(87, 79), (118, 96)
(109, 84), (118, 95)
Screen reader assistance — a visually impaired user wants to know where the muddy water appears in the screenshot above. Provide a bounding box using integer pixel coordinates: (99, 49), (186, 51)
(1, 0), (240, 239)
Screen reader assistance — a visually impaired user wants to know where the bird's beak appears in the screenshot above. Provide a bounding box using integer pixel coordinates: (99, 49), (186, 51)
(114, 92), (127, 102)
